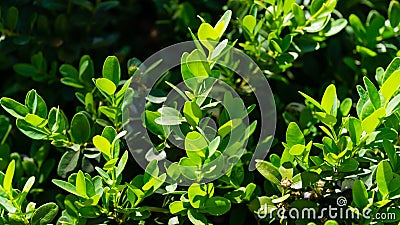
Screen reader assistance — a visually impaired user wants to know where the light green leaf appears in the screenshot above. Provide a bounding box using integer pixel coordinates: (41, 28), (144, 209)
(188, 183), (214, 208)
(381, 70), (400, 101)
(185, 131), (208, 165)
(289, 144), (305, 156)
(286, 122), (304, 148)
(183, 101), (202, 127)
(299, 91), (323, 111)
(76, 171), (87, 198)
(321, 84), (338, 116)
(169, 201), (186, 214)
(339, 98), (352, 116)
(116, 151), (128, 177)
(243, 15), (256, 33)
(96, 78), (117, 96)
(361, 107), (385, 134)
(93, 135), (111, 158)
(4, 160), (15, 194)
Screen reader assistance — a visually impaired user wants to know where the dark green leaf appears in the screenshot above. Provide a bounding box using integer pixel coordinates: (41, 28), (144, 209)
(31, 203), (59, 225)
(102, 56), (121, 87)
(70, 112), (91, 144)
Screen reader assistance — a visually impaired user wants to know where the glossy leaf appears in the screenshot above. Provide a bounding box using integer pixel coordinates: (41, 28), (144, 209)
(102, 56), (120, 87)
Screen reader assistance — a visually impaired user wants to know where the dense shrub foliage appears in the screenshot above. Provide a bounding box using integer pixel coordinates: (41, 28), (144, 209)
(0, 0), (399, 224)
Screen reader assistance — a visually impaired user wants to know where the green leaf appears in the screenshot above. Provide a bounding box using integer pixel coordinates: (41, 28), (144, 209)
(13, 64), (36, 77)
(145, 110), (165, 137)
(93, 135), (111, 158)
(381, 70), (400, 101)
(363, 77), (381, 109)
(96, 78), (117, 96)
(383, 57), (400, 82)
(386, 93), (400, 116)
(376, 161), (393, 197)
(289, 144), (305, 156)
(16, 118), (49, 140)
(103, 158), (118, 170)
(25, 90), (48, 118)
(255, 160), (282, 185)
(4, 160), (15, 194)
(338, 158), (359, 172)
(324, 18), (347, 36)
(59, 64), (79, 79)
(57, 150), (80, 178)
(102, 56), (121, 87)
(188, 183), (214, 208)
(242, 15), (256, 33)
(31, 202), (59, 225)
(202, 196), (231, 216)
(48, 107), (68, 133)
(169, 201), (186, 214)
(214, 10), (231, 38)
(352, 180), (369, 209)
(0, 97), (29, 119)
(299, 91), (323, 111)
(321, 84), (338, 116)
(286, 122), (305, 148)
(76, 171), (87, 198)
(361, 107), (385, 134)
(52, 179), (78, 195)
(183, 101), (203, 127)
(156, 107), (183, 125)
(22, 176), (35, 193)
(25, 114), (47, 128)
(389, 0), (400, 27)
(310, 0), (325, 15)
(60, 77), (84, 89)
(185, 131), (208, 165)
(339, 98), (352, 116)
(349, 14), (366, 42)
(186, 49), (210, 79)
(5, 6), (18, 30)
(383, 139), (398, 171)
(188, 208), (207, 225)
(70, 112), (91, 144)
(116, 151), (128, 177)
(79, 55), (95, 88)
(292, 3), (306, 26)
(198, 23), (219, 51)
(346, 117), (362, 145)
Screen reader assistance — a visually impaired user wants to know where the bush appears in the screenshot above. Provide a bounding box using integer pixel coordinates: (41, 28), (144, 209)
(0, 0), (399, 224)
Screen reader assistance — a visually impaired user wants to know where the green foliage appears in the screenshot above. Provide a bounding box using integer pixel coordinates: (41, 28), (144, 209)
(0, 0), (399, 224)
